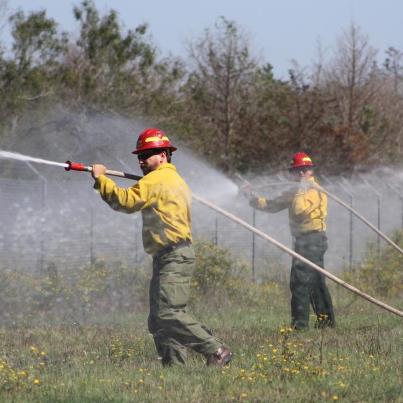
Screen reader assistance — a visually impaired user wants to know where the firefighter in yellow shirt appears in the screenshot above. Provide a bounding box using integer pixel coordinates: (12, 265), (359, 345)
(248, 152), (335, 330)
(91, 128), (232, 366)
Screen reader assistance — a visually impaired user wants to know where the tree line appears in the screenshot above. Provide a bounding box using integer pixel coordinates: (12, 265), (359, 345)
(1, 0), (402, 175)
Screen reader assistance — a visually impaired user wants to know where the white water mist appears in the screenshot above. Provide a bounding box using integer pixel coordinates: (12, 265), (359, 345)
(0, 150), (68, 168)
(1, 105), (402, 286)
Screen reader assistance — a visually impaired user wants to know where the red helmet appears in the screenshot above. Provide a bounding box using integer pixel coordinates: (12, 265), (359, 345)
(289, 152), (314, 169)
(132, 128), (177, 154)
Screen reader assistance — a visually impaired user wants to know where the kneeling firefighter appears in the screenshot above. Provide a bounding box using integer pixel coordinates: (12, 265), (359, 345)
(245, 152), (336, 330)
(91, 128), (232, 366)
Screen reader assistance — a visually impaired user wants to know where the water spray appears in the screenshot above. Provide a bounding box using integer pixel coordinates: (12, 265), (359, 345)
(0, 150), (68, 168)
(235, 172), (403, 256)
(312, 181), (403, 255)
(0, 151), (143, 181)
(2, 150), (402, 318)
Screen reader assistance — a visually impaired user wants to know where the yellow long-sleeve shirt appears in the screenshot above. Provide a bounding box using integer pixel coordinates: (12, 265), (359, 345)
(251, 177), (327, 237)
(94, 163), (192, 255)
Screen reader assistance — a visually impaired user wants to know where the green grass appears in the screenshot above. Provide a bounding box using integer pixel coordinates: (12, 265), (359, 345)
(0, 293), (402, 403)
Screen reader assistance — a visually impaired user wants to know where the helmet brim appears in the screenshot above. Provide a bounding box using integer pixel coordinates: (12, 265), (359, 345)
(289, 164), (314, 170)
(132, 146), (177, 154)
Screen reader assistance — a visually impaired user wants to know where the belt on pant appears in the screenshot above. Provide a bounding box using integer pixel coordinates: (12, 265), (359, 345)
(153, 240), (192, 259)
(296, 230), (325, 237)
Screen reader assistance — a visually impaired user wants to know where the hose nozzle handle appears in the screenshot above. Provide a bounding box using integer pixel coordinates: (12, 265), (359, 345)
(65, 160), (142, 181)
(65, 161), (92, 172)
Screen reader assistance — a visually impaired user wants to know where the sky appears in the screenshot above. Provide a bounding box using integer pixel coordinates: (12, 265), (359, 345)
(2, 0), (402, 79)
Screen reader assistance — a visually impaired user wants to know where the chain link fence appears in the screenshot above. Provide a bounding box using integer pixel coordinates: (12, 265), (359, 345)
(1, 173), (402, 280)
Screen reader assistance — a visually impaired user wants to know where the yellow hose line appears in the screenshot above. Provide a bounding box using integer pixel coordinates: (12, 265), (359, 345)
(193, 193), (403, 319)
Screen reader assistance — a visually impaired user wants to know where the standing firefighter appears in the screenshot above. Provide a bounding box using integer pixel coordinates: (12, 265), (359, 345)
(91, 128), (232, 367)
(246, 152), (335, 330)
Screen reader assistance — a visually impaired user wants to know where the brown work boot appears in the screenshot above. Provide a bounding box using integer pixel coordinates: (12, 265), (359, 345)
(206, 346), (232, 367)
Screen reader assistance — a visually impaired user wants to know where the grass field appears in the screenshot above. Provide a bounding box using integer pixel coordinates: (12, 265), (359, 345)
(0, 289), (401, 403)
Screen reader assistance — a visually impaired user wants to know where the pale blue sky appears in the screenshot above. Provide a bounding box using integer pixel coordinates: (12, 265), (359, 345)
(3, 0), (402, 79)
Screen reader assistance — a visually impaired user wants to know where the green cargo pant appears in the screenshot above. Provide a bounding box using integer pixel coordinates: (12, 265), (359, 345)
(148, 244), (221, 366)
(290, 231), (335, 330)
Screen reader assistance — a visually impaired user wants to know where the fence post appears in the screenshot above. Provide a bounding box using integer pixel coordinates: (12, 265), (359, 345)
(26, 162), (47, 273)
(360, 175), (382, 256)
(386, 182), (403, 230)
(40, 180), (46, 272)
(323, 175), (354, 270)
(377, 196), (381, 255)
(252, 207), (256, 282)
(401, 196), (403, 229)
(214, 214), (218, 246)
(339, 177), (354, 271)
(90, 205), (95, 264)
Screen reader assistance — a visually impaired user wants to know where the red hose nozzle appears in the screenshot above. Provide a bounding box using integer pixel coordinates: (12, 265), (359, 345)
(64, 161), (142, 181)
(65, 161), (91, 172)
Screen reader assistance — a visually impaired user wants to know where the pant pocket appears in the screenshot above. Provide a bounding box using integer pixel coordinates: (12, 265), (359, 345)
(160, 276), (191, 309)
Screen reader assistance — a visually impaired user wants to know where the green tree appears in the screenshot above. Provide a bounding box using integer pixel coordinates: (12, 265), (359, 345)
(10, 9), (66, 73)
(381, 47), (403, 162)
(66, 0), (183, 114)
(180, 17), (257, 173)
(232, 63), (293, 172)
(0, 9), (66, 126)
(321, 23), (381, 171)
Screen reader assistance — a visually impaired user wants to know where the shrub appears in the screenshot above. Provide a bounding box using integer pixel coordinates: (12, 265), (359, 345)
(191, 240), (286, 307)
(0, 241), (288, 322)
(0, 259), (151, 323)
(341, 230), (403, 297)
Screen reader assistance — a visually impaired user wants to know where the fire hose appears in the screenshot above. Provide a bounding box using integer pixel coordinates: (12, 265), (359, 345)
(63, 161), (402, 318)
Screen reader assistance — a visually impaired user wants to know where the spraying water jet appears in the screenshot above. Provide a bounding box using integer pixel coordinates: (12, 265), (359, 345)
(235, 172), (403, 256)
(0, 150), (69, 168)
